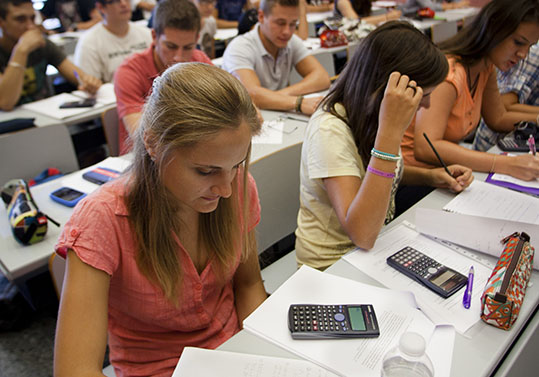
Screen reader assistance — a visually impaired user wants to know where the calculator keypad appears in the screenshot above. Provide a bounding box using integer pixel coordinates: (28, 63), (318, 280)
(290, 305), (349, 333)
(389, 246), (441, 279)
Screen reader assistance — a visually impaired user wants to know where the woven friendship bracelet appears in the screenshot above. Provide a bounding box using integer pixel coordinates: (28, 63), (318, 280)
(367, 165), (395, 179)
(371, 148), (400, 162)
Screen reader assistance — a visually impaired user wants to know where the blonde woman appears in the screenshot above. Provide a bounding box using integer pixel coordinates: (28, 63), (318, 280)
(53, 63), (267, 377)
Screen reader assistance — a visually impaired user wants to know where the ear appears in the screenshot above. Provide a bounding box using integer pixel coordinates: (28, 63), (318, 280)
(258, 9), (264, 24)
(151, 28), (157, 43)
(143, 130), (157, 161)
(96, 2), (105, 16)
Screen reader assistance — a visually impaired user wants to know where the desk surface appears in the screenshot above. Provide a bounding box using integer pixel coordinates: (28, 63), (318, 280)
(219, 177), (539, 377)
(0, 110), (306, 281)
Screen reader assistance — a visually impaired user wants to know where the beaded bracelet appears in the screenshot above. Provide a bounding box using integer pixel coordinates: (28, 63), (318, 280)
(371, 148), (400, 162)
(367, 165), (395, 179)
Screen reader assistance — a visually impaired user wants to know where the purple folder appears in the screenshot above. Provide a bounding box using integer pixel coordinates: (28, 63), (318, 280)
(485, 173), (539, 196)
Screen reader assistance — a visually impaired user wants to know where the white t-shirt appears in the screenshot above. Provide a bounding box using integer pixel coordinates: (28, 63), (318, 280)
(74, 22), (152, 83)
(198, 16), (217, 58)
(295, 104), (403, 270)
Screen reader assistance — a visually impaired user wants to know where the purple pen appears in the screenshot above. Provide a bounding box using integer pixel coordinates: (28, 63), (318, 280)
(528, 134), (536, 156)
(462, 266), (474, 309)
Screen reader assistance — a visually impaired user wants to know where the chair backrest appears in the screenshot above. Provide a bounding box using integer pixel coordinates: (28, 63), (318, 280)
(289, 52), (336, 85)
(431, 20), (458, 45)
(250, 143), (302, 253)
(48, 253), (66, 299)
(101, 107), (120, 157)
(0, 123), (79, 185)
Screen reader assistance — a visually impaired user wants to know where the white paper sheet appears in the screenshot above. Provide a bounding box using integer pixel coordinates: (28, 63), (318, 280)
(252, 120), (284, 144)
(343, 224), (491, 334)
(243, 266), (452, 377)
(490, 172), (539, 189)
(415, 208), (539, 270)
(71, 83), (116, 105)
(442, 180), (539, 224)
(172, 347), (338, 377)
(21, 92), (96, 119)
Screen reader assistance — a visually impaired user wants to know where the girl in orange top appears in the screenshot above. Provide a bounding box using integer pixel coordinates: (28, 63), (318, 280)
(401, 0), (539, 181)
(53, 63), (267, 377)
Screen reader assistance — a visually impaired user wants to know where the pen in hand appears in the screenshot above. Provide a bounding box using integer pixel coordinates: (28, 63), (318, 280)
(528, 134), (536, 156)
(423, 132), (452, 177)
(462, 266), (474, 309)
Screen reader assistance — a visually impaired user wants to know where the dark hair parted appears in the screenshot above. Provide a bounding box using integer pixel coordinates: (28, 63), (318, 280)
(153, 0), (201, 36)
(126, 63), (261, 304)
(439, 0), (539, 67)
(321, 21), (448, 166)
(260, 0), (299, 15)
(0, 0), (31, 19)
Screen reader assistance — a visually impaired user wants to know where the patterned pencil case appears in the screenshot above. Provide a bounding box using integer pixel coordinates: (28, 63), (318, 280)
(480, 232), (535, 330)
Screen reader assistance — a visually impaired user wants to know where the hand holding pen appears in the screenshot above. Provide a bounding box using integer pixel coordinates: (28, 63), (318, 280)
(423, 133), (474, 192)
(528, 134), (536, 156)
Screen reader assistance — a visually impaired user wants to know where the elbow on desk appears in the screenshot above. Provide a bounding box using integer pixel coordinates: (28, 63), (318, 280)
(0, 101), (16, 111)
(347, 229), (377, 251)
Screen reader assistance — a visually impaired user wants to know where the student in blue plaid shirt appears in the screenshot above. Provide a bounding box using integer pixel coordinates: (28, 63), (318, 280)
(473, 43), (539, 151)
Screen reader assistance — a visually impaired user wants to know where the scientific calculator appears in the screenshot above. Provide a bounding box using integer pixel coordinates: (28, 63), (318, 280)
(288, 304), (379, 339)
(387, 246), (468, 298)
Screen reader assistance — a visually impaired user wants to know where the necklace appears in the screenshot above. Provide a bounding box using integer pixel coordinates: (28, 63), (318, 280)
(466, 65), (480, 97)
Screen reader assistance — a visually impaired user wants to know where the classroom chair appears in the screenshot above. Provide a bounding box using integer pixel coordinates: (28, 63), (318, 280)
(250, 143), (302, 293)
(431, 20), (458, 45)
(0, 123), (79, 185)
(101, 107), (120, 157)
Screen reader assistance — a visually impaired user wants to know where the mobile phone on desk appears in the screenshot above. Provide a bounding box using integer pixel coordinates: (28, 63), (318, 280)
(50, 187), (86, 207)
(82, 167), (120, 185)
(59, 98), (96, 109)
(288, 304), (379, 339)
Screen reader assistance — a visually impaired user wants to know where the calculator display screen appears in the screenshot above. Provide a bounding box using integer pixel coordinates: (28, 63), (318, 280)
(347, 307), (366, 331)
(430, 270), (457, 292)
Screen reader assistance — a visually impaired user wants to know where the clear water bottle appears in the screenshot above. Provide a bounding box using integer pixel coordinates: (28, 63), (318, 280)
(381, 332), (434, 377)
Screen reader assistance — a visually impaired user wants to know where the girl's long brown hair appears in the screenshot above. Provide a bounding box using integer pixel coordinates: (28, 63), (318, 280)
(125, 63), (261, 304)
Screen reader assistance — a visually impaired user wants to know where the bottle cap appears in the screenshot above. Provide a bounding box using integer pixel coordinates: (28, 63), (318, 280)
(399, 332), (426, 357)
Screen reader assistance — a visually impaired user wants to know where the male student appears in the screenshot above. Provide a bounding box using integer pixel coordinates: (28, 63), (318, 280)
(0, 0), (101, 111)
(74, 0), (152, 83)
(473, 43), (539, 151)
(222, 0), (330, 115)
(114, 0), (212, 155)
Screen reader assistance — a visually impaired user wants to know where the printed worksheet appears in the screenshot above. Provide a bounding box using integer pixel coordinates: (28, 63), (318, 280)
(172, 347), (338, 377)
(243, 266), (453, 377)
(343, 224), (491, 334)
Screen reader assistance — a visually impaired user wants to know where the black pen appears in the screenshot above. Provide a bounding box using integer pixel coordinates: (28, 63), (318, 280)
(423, 133), (452, 177)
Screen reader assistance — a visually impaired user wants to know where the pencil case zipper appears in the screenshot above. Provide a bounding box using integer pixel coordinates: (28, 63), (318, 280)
(494, 232), (529, 303)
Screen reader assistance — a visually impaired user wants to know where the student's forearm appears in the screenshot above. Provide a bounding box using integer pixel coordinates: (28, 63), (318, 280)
(0, 48), (30, 110)
(216, 19), (239, 28)
(342, 169), (394, 249)
(278, 71), (330, 97)
(488, 110), (539, 132)
(249, 87), (297, 111)
(234, 280), (267, 325)
(504, 103), (539, 115)
(415, 139), (495, 173)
